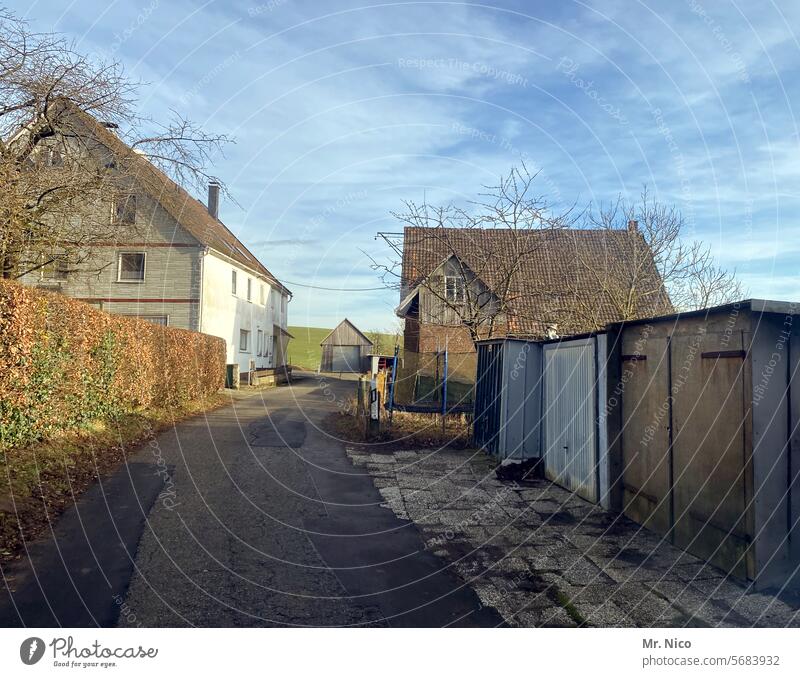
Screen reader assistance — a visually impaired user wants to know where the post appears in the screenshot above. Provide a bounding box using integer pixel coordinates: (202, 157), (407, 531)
(388, 345), (398, 424)
(367, 377), (380, 440)
(441, 347), (449, 435)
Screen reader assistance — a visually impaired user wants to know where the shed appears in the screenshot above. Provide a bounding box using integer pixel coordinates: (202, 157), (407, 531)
(319, 319), (373, 373)
(474, 334), (610, 508)
(474, 339), (542, 461)
(605, 299), (800, 590)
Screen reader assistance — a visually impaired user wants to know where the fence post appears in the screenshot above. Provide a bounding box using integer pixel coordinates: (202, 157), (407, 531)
(366, 377), (380, 440)
(441, 348), (448, 435)
(387, 345), (398, 425)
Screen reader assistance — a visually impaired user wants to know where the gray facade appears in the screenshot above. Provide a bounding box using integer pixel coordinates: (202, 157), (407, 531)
(20, 191), (203, 330)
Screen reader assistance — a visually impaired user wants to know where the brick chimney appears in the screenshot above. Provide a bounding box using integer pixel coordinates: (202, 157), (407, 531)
(627, 219), (638, 232)
(207, 181), (220, 219)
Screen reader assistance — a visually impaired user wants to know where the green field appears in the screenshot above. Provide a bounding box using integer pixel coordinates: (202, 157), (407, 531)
(287, 326), (401, 370)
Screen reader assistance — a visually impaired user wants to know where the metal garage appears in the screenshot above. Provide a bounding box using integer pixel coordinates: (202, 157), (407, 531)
(605, 300), (800, 590)
(473, 334), (609, 507)
(319, 319), (373, 373)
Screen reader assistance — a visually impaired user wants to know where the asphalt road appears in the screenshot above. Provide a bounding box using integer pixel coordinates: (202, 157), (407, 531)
(1, 373), (500, 627)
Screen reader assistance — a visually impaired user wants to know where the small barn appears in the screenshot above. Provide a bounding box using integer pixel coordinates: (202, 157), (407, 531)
(319, 319), (373, 373)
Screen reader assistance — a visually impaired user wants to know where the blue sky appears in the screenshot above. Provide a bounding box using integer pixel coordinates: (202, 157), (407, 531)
(15, 0), (800, 330)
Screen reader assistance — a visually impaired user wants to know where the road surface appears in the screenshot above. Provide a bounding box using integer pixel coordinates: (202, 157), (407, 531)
(0, 373), (500, 627)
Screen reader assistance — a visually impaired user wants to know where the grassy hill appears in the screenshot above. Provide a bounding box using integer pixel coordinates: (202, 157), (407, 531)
(287, 326), (401, 371)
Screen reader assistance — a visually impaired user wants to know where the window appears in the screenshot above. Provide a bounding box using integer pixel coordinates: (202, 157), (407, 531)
(260, 284), (266, 305)
(257, 329), (263, 356)
(247, 278), (252, 302)
(239, 329), (250, 352)
(41, 259), (68, 280)
(231, 270), (237, 295)
(141, 315), (168, 326)
(47, 146), (63, 167)
(445, 276), (466, 303)
(117, 252), (145, 282)
(112, 194), (136, 225)
(119, 314), (168, 326)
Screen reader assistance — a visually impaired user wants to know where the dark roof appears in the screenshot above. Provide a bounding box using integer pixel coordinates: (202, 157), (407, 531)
(320, 319), (373, 346)
(607, 298), (797, 329)
(400, 226), (672, 337)
(62, 102), (290, 295)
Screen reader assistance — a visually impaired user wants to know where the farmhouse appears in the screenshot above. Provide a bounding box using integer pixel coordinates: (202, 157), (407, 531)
(15, 102), (291, 381)
(395, 224), (671, 400)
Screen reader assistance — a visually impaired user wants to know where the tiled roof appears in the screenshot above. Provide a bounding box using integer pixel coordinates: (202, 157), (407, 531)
(62, 102), (290, 295)
(400, 225), (672, 337)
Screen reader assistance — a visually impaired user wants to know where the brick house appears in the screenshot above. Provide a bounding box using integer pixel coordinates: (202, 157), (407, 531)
(395, 225), (671, 396)
(17, 103), (292, 380)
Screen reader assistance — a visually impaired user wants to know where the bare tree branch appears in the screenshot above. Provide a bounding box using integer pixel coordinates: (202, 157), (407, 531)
(0, 9), (234, 278)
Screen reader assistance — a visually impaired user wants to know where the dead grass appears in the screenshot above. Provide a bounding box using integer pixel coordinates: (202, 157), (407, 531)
(325, 406), (473, 451)
(0, 393), (227, 564)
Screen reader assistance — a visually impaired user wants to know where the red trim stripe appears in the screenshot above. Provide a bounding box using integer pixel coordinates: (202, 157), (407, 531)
(80, 242), (199, 248)
(77, 298), (198, 303)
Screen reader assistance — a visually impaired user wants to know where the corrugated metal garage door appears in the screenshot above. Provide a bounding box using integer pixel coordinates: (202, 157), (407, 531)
(543, 339), (597, 503)
(331, 345), (361, 372)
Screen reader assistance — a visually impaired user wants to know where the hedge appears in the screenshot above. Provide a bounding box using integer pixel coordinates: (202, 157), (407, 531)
(0, 279), (225, 450)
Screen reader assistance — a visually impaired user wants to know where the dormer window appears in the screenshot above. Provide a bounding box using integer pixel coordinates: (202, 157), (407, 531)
(445, 276), (466, 303)
(47, 147), (63, 167)
(112, 193), (136, 225)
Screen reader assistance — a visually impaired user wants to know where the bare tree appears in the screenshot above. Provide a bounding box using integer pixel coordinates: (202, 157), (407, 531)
(575, 189), (743, 320)
(372, 164), (578, 343)
(366, 321), (403, 355)
(0, 9), (231, 279)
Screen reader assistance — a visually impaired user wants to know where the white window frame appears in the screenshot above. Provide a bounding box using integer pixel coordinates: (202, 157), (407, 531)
(239, 329), (250, 353)
(256, 329), (263, 356)
(247, 278), (252, 302)
(444, 275), (466, 303)
(231, 269), (237, 295)
(117, 252), (146, 283)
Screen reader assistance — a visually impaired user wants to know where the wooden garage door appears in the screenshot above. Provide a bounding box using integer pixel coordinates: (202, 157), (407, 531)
(331, 345), (361, 372)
